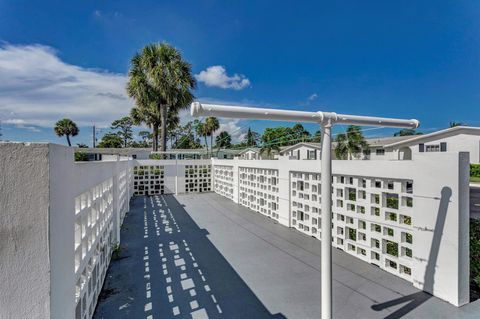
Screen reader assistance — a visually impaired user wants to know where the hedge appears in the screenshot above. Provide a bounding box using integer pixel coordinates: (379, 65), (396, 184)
(471, 219), (480, 288)
(471, 164), (480, 178)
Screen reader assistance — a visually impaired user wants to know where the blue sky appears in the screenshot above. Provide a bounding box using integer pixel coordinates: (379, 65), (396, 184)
(0, 0), (478, 146)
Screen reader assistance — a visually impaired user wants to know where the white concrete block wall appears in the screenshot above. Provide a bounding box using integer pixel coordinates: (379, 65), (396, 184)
(212, 153), (470, 306)
(0, 143), (134, 319)
(132, 159), (212, 195)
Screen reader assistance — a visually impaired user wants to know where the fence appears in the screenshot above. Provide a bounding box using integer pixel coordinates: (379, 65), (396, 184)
(212, 153), (470, 307)
(0, 143), (134, 319)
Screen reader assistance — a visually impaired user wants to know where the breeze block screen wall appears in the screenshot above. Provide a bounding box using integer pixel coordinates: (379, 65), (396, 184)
(212, 153), (470, 307)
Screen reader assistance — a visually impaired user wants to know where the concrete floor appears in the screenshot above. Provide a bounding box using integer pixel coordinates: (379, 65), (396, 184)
(94, 193), (480, 319)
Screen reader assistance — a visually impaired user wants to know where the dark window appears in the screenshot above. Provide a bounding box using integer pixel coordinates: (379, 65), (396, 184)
(419, 143), (425, 152)
(376, 149), (385, 156)
(440, 142), (447, 152)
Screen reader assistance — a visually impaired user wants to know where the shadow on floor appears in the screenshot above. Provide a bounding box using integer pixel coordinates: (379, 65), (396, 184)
(94, 195), (286, 319)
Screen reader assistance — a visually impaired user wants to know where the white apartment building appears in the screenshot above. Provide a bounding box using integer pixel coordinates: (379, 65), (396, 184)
(279, 126), (480, 163)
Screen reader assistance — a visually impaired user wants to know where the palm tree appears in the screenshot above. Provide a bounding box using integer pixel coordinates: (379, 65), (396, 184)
(195, 121), (208, 151)
(127, 43), (196, 153)
(450, 121), (463, 128)
(334, 125), (369, 160)
(54, 118), (79, 146)
(215, 131), (232, 156)
(205, 117), (220, 156)
(130, 103), (161, 150)
(260, 144), (280, 159)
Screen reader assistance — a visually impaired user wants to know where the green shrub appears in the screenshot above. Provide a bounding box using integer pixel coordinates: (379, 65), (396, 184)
(471, 164), (480, 178)
(149, 153), (162, 160)
(386, 241), (398, 257)
(74, 152), (89, 161)
(471, 219), (480, 288)
(386, 196), (399, 209)
(405, 233), (413, 244)
(111, 242), (121, 260)
(349, 228), (357, 241)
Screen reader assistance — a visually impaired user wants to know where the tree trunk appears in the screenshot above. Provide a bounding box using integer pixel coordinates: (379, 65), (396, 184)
(152, 125), (159, 152)
(160, 103), (168, 156)
(210, 134), (213, 157)
(66, 135), (71, 146)
(204, 135), (208, 157)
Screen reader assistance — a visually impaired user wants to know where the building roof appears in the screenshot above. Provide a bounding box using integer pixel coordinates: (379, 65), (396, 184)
(74, 147), (242, 156)
(238, 147), (260, 154)
(364, 135), (413, 148)
(279, 142), (322, 154)
(384, 126), (480, 148)
(278, 136), (412, 154)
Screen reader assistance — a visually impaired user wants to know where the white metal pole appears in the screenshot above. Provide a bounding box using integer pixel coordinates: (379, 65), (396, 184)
(190, 101), (419, 319)
(320, 121), (333, 319)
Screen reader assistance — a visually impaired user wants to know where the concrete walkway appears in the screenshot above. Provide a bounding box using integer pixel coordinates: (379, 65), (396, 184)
(94, 193), (480, 319)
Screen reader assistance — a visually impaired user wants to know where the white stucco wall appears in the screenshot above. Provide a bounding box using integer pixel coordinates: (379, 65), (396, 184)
(0, 143), (51, 319)
(282, 145), (321, 160)
(398, 133), (480, 163)
(0, 143), (135, 319)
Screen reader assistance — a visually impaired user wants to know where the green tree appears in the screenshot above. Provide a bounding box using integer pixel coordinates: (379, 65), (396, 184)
(54, 118), (79, 146)
(312, 130), (322, 143)
(292, 123), (311, 142)
(174, 121), (202, 149)
(260, 144), (281, 159)
(261, 127), (293, 147)
(166, 113), (180, 148)
(215, 131), (232, 148)
(74, 143), (89, 161)
(215, 131), (232, 156)
(127, 43), (195, 153)
(393, 129), (422, 136)
(111, 116), (134, 147)
(130, 104), (161, 150)
(195, 120), (208, 150)
(205, 117), (220, 155)
(97, 133), (123, 148)
(245, 127), (259, 147)
(334, 125), (369, 160)
(450, 121), (463, 128)
(139, 130), (153, 146)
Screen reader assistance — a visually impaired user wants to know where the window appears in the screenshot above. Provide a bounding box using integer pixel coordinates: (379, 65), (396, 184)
(376, 149), (385, 156)
(426, 144), (440, 152)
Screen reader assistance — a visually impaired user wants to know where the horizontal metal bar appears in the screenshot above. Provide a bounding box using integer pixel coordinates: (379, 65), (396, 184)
(191, 102), (420, 129)
(191, 102), (323, 123)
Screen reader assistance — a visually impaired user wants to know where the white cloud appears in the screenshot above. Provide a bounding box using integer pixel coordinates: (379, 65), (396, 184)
(3, 119), (41, 132)
(195, 66), (250, 90)
(216, 119), (245, 143)
(0, 44), (133, 128)
(308, 93), (318, 102)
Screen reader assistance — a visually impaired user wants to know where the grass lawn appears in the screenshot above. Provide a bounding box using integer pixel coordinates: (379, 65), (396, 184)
(471, 176), (480, 183)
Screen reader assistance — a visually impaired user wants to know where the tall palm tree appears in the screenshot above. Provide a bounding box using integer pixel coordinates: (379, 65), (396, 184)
(127, 43), (195, 152)
(450, 121), (463, 128)
(130, 103), (161, 150)
(195, 121), (208, 151)
(260, 144), (280, 160)
(334, 125), (369, 160)
(205, 117), (220, 156)
(54, 118), (79, 146)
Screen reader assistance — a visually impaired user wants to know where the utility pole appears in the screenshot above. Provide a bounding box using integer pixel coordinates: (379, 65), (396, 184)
(92, 124), (96, 148)
(190, 101), (419, 319)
